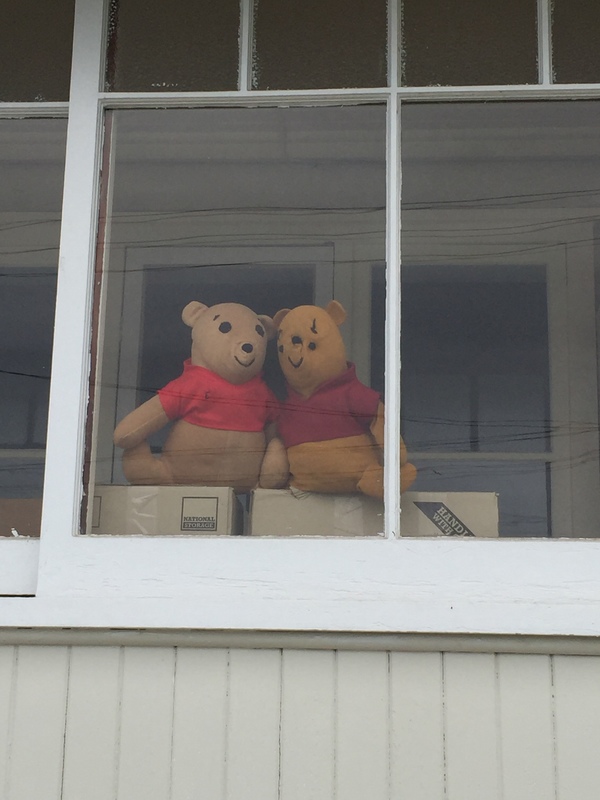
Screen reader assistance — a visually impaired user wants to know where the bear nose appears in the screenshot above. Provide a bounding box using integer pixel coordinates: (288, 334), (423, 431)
(291, 335), (302, 346)
(241, 343), (253, 353)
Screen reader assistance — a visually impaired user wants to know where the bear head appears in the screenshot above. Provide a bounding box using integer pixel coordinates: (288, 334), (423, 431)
(273, 301), (348, 398)
(182, 301), (275, 385)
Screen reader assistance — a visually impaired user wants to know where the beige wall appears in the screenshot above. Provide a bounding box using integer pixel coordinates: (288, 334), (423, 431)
(0, 643), (598, 799)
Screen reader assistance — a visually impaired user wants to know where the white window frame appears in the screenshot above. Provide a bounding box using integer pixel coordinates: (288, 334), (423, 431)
(3, 0), (600, 637)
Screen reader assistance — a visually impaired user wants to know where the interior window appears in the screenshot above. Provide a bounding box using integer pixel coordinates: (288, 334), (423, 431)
(0, 119), (67, 537)
(86, 105), (387, 536)
(400, 101), (600, 537)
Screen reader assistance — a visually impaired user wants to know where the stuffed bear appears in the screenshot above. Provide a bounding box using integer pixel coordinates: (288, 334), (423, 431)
(260, 300), (416, 499)
(113, 301), (284, 492)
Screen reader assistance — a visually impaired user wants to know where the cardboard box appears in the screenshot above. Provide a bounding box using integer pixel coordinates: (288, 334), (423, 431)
(249, 488), (384, 537)
(91, 485), (243, 536)
(401, 492), (499, 538)
(0, 498), (42, 538)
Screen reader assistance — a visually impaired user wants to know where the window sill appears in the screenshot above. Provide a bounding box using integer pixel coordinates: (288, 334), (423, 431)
(2, 535), (600, 637)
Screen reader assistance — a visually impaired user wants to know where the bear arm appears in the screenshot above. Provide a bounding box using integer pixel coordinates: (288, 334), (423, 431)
(369, 401), (385, 449)
(368, 402), (412, 467)
(259, 437), (290, 489)
(113, 395), (170, 450)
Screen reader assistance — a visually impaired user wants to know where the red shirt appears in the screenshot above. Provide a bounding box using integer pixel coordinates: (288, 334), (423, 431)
(158, 360), (279, 432)
(277, 363), (381, 447)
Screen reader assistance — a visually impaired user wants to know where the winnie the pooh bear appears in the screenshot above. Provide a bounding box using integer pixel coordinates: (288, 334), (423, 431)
(261, 300), (416, 499)
(113, 301), (284, 492)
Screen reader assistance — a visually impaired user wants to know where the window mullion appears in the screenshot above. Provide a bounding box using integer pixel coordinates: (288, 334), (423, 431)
(537, 0), (553, 84)
(238, 0), (253, 92)
(37, 0), (107, 595)
(384, 91), (401, 538)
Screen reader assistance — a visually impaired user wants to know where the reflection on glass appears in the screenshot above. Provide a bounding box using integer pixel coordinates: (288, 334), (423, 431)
(105, 0), (239, 92)
(0, 0), (75, 101)
(400, 101), (600, 537)
(253, 0), (387, 89)
(401, 0), (538, 86)
(552, 0), (600, 84)
(0, 119), (67, 537)
(88, 106), (387, 536)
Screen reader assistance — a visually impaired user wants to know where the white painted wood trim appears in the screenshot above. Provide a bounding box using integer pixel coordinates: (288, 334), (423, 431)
(239, 0), (253, 93)
(5, 535), (600, 635)
(0, 540), (38, 595)
(37, 0), (107, 581)
(385, 94), (400, 536)
(2, 628), (600, 657)
(537, 0), (553, 85)
(0, 104), (69, 118)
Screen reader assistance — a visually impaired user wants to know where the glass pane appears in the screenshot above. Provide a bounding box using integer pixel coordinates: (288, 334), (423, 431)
(410, 461), (550, 538)
(552, 0), (600, 84)
(106, 0), (240, 92)
(87, 106), (386, 537)
(401, 0), (538, 86)
(401, 101), (600, 538)
(0, 0), (75, 101)
(0, 119), (67, 537)
(253, 0), (387, 90)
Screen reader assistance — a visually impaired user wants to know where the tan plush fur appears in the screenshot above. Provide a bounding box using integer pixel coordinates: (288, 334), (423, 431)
(113, 301), (287, 492)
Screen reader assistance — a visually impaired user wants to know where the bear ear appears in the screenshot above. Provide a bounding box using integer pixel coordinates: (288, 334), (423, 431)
(325, 300), (347, 327)
(257, 315), (276, 341)
(273, 308), (291, 328)
(182, 301), (208, 327)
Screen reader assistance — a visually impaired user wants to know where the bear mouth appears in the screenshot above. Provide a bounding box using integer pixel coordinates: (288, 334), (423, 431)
(235, 356), (256, 368)
(288, 356), (303, 369)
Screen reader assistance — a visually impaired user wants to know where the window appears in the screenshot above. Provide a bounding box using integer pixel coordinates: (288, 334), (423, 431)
(2, 0), (600, 635)
(0, 119), (66, 540)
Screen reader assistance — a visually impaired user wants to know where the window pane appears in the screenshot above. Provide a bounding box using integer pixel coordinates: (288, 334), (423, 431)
(401, 101), (600, 538)
(87, 106), (386, 537)
(552, 0), (600, 84)
(401, 0), (538, 86)
(253, 0), (387, 89)
(0, 119), (67, 537)
(105, 0), (240, 92)
(0, 0), (75, 101)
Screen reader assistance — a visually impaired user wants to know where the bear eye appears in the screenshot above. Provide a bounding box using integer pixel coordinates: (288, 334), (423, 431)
(219, 321), (232, 333)
(255, 324), (265, 337)
(308, 342), (317, 350)
(278, 344), (284, 353)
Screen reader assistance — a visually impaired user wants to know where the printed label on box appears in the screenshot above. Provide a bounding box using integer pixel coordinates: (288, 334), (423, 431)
(180, 497), (218, 531)
(413, 501), (476, 536)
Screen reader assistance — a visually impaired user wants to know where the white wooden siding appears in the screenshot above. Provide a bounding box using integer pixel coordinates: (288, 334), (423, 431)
(1, 645), (600, 799)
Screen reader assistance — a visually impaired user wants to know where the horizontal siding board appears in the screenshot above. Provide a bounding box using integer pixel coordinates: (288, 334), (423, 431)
(443, 652), (501, 800)
(279, 649), (335, 800)
(497, 654), (555, 800)
(117, 647), (176, 800)
(6, 646), (69, 800)
(171, 648), (229, 800)
(336, 651), (389, 800)
(553, 655), (600, 800)
(225, 648), (282, 800)
(61, 647), (121, 800)
(390, 651), (445, 799)
(0, 647), (16, 799)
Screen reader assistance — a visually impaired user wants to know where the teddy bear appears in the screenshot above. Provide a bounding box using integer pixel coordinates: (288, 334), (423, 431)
(113, 301), (285, 492)
(260, 300), (416, 499)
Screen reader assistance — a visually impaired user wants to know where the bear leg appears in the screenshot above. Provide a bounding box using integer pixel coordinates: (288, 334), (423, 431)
(122, 442), (173, 485)
(357, 464), (384, 499)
